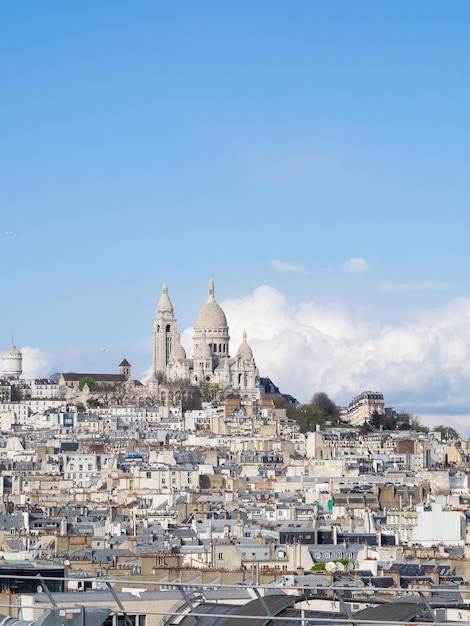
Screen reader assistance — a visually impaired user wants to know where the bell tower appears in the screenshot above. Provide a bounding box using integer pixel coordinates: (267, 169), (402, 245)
(153, 282), (178, 377)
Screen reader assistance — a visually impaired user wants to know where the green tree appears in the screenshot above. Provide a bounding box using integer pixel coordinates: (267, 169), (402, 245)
(182, 386), (203, 412)
(199, 382), (226, 403)
(78, 376), (97, 392)
(10, 385), (23, 401)
(272, 395), (298, 420)
(369, 411), (396, 431)
(273, 392), (340, 433)
(295, 403), (325, 433)
(433, 424), (460, 441)
(413, 424), (429, 434)
(311, 392), (340, 423)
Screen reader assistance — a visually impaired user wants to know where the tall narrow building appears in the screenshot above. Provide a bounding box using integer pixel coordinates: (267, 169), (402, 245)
(152, 282), (178, 377)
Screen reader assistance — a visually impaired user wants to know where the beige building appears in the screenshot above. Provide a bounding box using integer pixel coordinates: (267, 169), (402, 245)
(345, 390), (385, 426)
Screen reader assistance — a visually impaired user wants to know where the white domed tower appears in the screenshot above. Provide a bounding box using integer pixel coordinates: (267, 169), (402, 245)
(153, 282), (178, 377)
(193, 330), (215, 384)
(193, 279), (230, 363)
(2, 343), (22, 379)
(168, 332), (190, 381)
(233, 330), (260, 391)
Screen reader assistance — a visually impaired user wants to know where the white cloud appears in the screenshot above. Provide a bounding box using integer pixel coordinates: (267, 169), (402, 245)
(220, 288), (470, 434)
(378, 281), (452, 293)
(271, 260), (307, 273)
(342, 257), (369, 273)
(20, 346), (53, 379)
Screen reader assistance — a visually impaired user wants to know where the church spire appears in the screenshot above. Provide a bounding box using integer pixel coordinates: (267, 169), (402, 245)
(156, 281), (174, 315)
(208, 278), (215, 302)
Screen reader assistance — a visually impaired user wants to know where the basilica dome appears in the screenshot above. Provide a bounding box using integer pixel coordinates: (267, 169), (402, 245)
(195, 279), (228, 330)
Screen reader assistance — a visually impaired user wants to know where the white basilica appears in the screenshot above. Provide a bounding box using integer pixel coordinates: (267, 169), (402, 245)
(151, 279), (262, 399)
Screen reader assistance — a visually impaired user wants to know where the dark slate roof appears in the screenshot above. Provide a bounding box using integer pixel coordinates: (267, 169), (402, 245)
(0, 515), (24, 531)
(60, 373), (127, 382)
(182, 594), (297, 626)
(354, 600), (432, 622)
(359, 575), (395, 588)
(5, 538), (25, 551)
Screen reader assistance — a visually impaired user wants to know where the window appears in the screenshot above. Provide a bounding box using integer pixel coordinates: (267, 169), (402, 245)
(218, 552), (223, 560)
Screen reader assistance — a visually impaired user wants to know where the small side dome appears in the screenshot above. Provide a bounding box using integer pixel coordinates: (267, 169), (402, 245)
(170, 333), (187, 361)
(237, 330), (253, 359)
(194, 332), (212, 359)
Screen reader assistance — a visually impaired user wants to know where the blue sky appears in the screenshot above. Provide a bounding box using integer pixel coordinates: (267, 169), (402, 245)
(2, 2), (470, 433)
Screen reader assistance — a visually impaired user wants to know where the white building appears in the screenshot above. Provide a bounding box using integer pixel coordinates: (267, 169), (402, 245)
(151, 280), (261, 401)
(2, 343), (22, 379)
(27, 378), (60, 398)
(411, 502), (466, 547)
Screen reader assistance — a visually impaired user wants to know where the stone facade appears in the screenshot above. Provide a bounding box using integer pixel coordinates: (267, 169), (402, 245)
(151, 279), (262, 401)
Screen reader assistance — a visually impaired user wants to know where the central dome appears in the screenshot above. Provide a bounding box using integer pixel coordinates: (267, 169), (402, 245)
(195, 279), (228, 330)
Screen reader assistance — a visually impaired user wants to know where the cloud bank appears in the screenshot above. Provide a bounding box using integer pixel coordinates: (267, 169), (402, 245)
(220, 287), (470, 433)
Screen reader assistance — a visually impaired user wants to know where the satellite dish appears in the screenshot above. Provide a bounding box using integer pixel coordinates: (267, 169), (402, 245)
(325, 561), (336, 572)
(64, 560), (70, 566)
(37, 585), (43, 593)
(336, 562), (345, 572)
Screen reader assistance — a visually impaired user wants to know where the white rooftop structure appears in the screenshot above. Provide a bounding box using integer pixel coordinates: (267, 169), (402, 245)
(2, 343), (22, 379)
